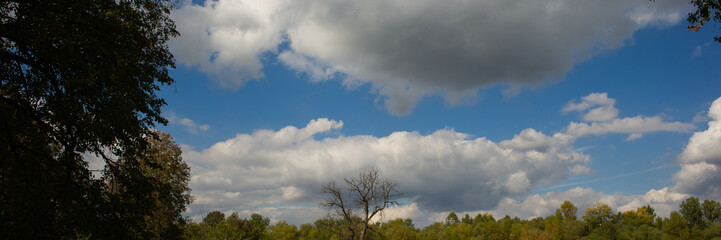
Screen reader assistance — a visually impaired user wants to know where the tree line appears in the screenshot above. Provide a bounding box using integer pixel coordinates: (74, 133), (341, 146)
(183, 196), (721, 240)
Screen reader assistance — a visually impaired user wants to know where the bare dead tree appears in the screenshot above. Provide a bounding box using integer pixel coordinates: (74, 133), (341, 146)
(321, 167), (401, 240)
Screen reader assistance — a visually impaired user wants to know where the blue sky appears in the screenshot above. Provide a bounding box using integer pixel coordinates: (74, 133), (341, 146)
(157, 0), (721, 225)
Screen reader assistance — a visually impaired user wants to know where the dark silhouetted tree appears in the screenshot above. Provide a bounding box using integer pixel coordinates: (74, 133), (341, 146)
(1, 0), (179, 238)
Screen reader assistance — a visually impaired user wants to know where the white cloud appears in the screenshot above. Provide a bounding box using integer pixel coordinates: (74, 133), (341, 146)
(570, 165), (595, 175)
(506, 171), (532, 194)
(626, 133), (643, 141)
(170, 0), (286, 88)
(181, 94), (700, 225)
(183, 118), (591, 218)
(583, 106), (620, 122)
(562, 93), (619, 122)
(562, 93), (616, 113)
(560, 93), (694, 139)
(674, 96), (721, 199)
(371, 202), (424, 224)
(168, 112), (210, 134)
(679, 97), (721, 164)
(171, 0), (687, 115)
(565, 116), (694, 138)
(499, 128), (556, 152)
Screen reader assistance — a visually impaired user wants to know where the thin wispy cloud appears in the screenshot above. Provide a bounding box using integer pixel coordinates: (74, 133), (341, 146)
(541, 164), (673, 191)
(167, 112), (210, 134)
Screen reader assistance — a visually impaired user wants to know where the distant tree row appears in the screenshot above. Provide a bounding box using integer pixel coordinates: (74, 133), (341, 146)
(183, 196), (721, 240)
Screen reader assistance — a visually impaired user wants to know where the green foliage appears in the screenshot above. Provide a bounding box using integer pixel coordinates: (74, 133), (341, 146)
(445, 212), (460, 226)
(582, 202), (614, 230)
(1, 0), (180, 238)
(704, 200), (721, 223)
(628, 224), (664, 240)
(562, 219), (586, 240)
(420, 222), (446, 240)
(663, 211), (691, 240)
(446, 223), (473, 240)
(680, 197), (706, 229)
(187, 212), (271, 240)
(203, 211), (226, 228)
(380, 218), (419, 240)
(461, 213), (473, 225)
(520, 228), (551, 240)
(267, 220), (299, 240)
(559, 200), (578, 221)
(180, 198), (721, 240)
(544, 214), (563, 240)
(103, 131), (193, 238)
(705, 222), (721, 239)
(621, 205), (656, 227)
(474, 213), (496, 224)
(484, 217), (512, 240)
(247, 213), (272, 239)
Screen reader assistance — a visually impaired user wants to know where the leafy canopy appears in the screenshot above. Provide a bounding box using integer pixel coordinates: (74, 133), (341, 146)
(1, 0), (183, 238)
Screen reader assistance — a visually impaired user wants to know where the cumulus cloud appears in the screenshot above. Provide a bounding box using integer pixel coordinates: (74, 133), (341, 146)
(171, 0), (687, 115)
(674, 96), (721, 199)
(168, 112), (210, 134)
(184, 118), (591, 218)
(560, 93), (694, 139)
(170, 0), (285, 88)
(181, 93), (700, 225)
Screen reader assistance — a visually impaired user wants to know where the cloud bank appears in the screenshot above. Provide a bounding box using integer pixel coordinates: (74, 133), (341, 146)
(170, 0), (686, 115)
(186, 118), (591, 214)
(674, 96), (721, 200)
(181, 93), (699, 226)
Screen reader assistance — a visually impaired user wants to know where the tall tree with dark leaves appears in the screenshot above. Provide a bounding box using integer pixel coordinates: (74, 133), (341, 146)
(1, 0), (180, 238)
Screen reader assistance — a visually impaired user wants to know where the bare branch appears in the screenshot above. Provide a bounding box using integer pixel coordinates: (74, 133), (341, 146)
(320, 167), (401, 240)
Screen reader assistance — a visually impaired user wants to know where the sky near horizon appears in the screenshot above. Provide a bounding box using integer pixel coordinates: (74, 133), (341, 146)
(152, 0), (720, 226)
